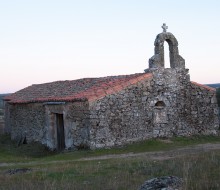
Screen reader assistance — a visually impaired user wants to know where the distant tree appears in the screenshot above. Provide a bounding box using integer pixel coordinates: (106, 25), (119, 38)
(216, 88), (220, 107)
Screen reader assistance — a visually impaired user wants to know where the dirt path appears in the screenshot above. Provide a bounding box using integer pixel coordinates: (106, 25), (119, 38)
(80, 143), (220, 161)
(0, 143), (220, 168)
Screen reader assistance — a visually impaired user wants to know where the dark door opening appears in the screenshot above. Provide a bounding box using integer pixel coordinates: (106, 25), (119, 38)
(56, 114), (65, 150)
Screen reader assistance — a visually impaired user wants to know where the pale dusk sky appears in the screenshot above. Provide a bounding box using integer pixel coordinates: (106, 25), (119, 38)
(0, 0), (220, 93)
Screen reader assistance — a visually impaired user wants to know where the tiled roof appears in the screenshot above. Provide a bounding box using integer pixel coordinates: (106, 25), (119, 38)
(191, 81), (216, 92)
(4, 73), (153, 104)
(4, 73), (214, 104)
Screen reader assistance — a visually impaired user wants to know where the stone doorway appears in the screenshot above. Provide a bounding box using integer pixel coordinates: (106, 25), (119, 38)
(56, 113), (65, 150)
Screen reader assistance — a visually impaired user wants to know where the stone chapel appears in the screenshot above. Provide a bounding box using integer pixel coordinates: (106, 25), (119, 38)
(4, 24), (219, 150)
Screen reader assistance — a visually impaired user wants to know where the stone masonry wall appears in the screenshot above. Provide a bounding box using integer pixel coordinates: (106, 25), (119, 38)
(88, 68), (219, 149)
(4, 102), (11, 134)
(4, 101), (90, 150)
(188, 83), (219, 134)
(4, 103), (46, 143)
(63, 101), (90, 149)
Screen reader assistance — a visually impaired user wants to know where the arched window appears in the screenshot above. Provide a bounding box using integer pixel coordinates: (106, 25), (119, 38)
(155, 101), (166, 107)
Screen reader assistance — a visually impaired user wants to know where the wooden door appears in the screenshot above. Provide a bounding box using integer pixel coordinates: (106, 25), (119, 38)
(56, 114), (65, 150)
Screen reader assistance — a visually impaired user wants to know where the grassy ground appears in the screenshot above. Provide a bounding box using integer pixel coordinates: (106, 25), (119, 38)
(0, 134), (220, 190)
(1, 134), (220, 163)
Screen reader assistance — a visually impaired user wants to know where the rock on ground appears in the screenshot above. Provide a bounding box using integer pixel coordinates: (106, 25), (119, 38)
(139, 176), (183, 190)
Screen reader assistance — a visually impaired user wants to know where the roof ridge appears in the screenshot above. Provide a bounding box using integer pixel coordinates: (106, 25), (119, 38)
(29, 73), (145, 86)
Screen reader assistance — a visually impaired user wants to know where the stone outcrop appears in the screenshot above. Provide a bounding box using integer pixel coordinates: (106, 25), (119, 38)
(139, 176), (183, 190)
(5, 168), (32, 175)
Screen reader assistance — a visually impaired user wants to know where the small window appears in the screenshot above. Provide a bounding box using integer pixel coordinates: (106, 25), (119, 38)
(155, 101), (166, 107)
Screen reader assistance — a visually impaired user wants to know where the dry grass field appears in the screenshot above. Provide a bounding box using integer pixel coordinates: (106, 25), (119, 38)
(0, 135), (220, 190)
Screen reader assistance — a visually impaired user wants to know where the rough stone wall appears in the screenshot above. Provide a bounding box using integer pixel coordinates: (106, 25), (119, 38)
(88, 68), (219, 149)
(151, 68), (219, 136)
(4, 102), (11, 134)
(4, 103), (46, 143)
(88, 77), (154, 149)
(59, 101), (90, 150)
(188, 83), (219, 134)
(0, 119), (4, 134)
(4, 101), (90, 150)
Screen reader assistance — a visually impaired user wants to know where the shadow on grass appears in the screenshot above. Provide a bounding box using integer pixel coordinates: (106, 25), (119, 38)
(0, 134), (56, 162)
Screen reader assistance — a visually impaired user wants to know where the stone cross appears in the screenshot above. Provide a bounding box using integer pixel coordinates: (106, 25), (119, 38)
(162, 23), (168, 32)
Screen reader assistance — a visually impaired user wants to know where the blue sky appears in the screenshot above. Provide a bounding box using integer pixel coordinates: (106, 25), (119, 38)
(0, 0), (220, 93)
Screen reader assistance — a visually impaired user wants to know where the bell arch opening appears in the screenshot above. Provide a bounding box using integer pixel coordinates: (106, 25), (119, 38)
(164, 41), (170, 68)
(148, 31), (185, 70)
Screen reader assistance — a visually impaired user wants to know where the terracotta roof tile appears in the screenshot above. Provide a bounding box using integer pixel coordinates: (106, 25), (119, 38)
(5, 73), (215, 104)
(4, 73), (153, 104)
(191, 81), (216, 92)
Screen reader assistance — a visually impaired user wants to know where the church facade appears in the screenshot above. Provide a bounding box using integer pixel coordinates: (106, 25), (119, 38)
(4, 25), (219, 150)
